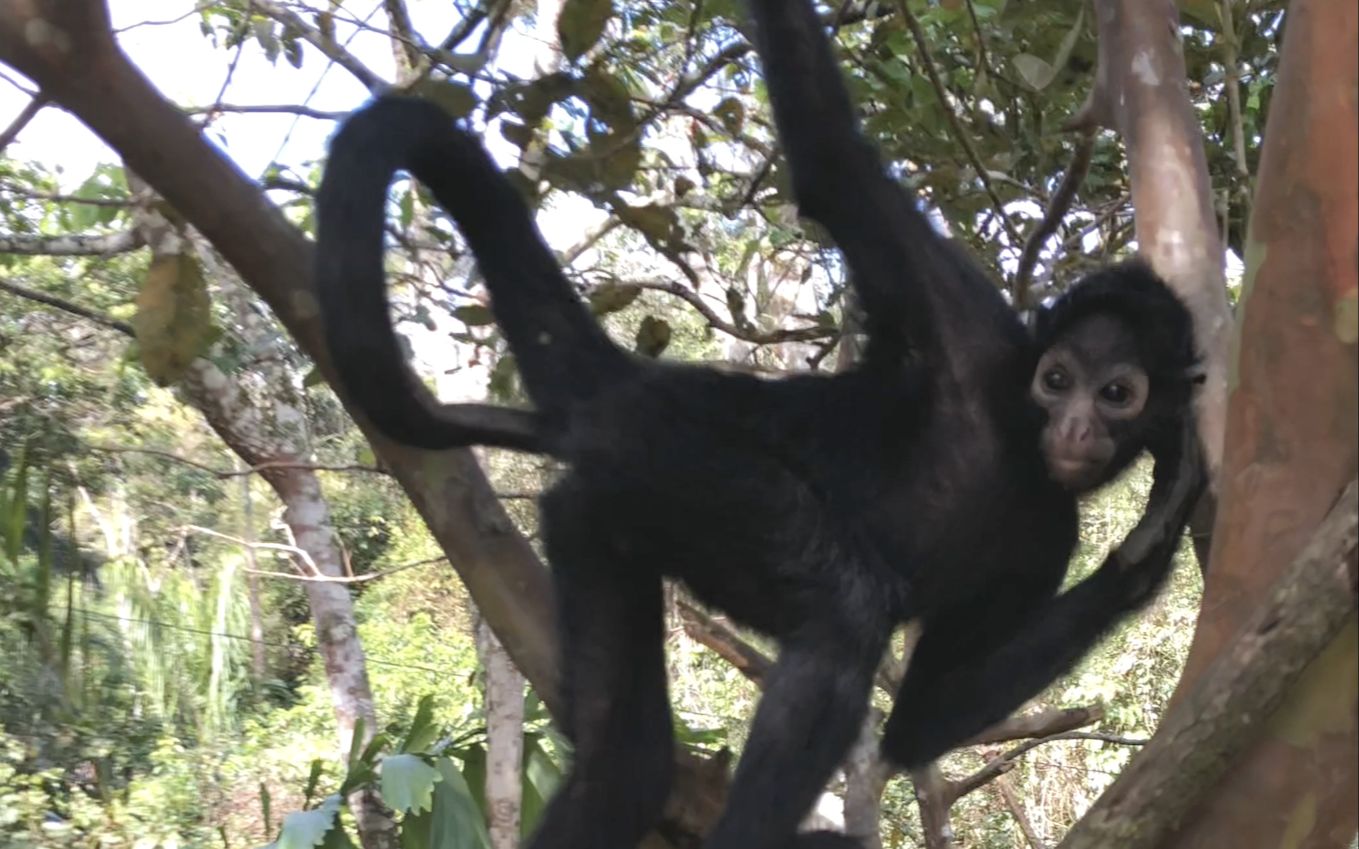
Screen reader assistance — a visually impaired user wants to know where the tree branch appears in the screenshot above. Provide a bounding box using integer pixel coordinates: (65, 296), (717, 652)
(0, 277), (133, 335)
(0, 229), (143, 256)
(253, 0), (384, 91)
(0, 94), (45, 152)
(1058, 480), (1359, 849)
(1012, 134), (1095, 307)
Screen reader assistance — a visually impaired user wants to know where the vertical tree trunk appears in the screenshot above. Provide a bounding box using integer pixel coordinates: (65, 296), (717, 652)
(239, 465), (268, 680)
(125, 177), (397, 849)
(1091, 0), (1234, 486)
(1155, 0), (1359, 844)
(476, 614), (525, 849)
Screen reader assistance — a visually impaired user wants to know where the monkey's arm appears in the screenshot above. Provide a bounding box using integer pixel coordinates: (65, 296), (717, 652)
(744, 0), (1022, 364)
(881, 421), (1206, 768)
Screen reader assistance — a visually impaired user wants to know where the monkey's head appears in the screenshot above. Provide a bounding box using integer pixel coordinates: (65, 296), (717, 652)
(1030, 260), (1199, 493)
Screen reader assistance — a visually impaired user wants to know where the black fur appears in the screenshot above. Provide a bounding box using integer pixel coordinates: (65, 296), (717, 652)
(313, 1), (1204, 846)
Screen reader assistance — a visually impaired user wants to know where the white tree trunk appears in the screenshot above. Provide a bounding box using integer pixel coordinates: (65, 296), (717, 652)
(477, 613), (525, 849)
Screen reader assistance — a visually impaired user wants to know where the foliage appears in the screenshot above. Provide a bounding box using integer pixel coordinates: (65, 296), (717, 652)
(0, 0), (1286, 844)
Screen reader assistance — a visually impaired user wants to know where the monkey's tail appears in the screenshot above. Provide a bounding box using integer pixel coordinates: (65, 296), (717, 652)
(315, 95), (633, 452)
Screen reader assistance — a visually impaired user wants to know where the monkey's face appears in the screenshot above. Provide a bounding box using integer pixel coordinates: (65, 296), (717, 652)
(1030, 313), (1151, 493)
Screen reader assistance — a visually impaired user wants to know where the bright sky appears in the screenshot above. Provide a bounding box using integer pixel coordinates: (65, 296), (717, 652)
(0, 0), (554, 187)
(0, 1), (612, 399)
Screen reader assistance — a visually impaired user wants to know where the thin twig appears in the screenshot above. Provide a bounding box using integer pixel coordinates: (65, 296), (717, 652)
(85, 443), (388, 477)
(0, 95), (45, 153)
(0, 278), (134, 336)
(1013, 133), (1095, 305)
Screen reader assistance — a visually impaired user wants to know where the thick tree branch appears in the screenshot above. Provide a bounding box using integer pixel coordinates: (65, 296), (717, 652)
(0, 229), (143, 256)
(677, 598), (773, 686)
(1059, 480), (1359, 849)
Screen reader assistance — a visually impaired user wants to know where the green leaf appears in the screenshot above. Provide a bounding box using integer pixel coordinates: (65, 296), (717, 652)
(399, 189), (415, 231)
(457, 743), (488, 815)
(132, 253), (215, 385)
(1012, 9), (1083, 91)
(430, 757), (491, 849)
(381, 753), (442, 814)
(588, 282), (641, 316)
(273, 794), (342, 849)
(634, 316), (671, 358)
(713, 97), (745, 136)
(558, 0), (613, 63)
(261, 782), (273, 834)
(303, 759), (325, 807)
(1011, 53), (1055, 91)
(453, 305), (496, 327)
(401, 694), (440, 753)
(520, 738), (562, 835)
(488, 355), (519, 401)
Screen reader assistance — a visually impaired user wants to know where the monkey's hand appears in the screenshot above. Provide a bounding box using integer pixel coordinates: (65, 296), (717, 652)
(1105, 417), (1207, 608)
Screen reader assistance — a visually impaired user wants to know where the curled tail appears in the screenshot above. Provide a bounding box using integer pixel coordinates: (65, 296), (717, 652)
(315, 95), (632, 451)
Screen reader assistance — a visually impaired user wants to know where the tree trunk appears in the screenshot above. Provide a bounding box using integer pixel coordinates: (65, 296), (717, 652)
(476, 614), (525, 849)
(1153, 0), (1359, 844)
(123, 177), (397, 849)
(1087, 0), (1236, 567)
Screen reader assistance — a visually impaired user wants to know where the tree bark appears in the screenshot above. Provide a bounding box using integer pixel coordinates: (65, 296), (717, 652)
(1089, 0), (1235, 489)
(1150, 0), (1359, 843)
(476, 614), (525, 849)
(124, 175), (396, 849)
(1058, 483), (1357, 849)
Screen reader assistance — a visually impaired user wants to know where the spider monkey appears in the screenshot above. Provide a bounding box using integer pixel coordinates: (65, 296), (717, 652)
(314, 1), (1206, 846)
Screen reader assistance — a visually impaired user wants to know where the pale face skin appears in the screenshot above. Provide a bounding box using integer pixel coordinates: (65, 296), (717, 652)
(1030, 314), (1150, 492)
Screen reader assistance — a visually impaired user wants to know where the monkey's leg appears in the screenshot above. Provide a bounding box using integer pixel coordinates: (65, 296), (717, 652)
(704, 613), (888, 849)
(525, 546), (672, 849)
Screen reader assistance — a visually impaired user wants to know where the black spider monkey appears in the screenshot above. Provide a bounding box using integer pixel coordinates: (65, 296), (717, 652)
(314, 1), (1206, 846)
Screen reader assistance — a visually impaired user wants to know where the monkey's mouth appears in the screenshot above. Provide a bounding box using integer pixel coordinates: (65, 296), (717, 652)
(1046, 456), (1104, 491)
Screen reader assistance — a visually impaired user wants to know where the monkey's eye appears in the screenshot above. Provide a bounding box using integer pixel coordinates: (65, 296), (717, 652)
(1042, 368), (1071, 392)
(1100, 382), (1132, 405)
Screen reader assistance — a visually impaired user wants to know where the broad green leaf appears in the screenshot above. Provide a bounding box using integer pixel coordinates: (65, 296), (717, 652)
(132, 253), (215, 385)
(430, 757), (491, 849)
(271, 795), (342, 849)
(401, 694), (440, 753)
(558, 0), (613, 63)
(520, 738), (562, 835)
(1011, 53), (1055, 91)
(588, 282), (641, 316)
(381, 753), (442, 814)
(458, 743), (488, 815)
